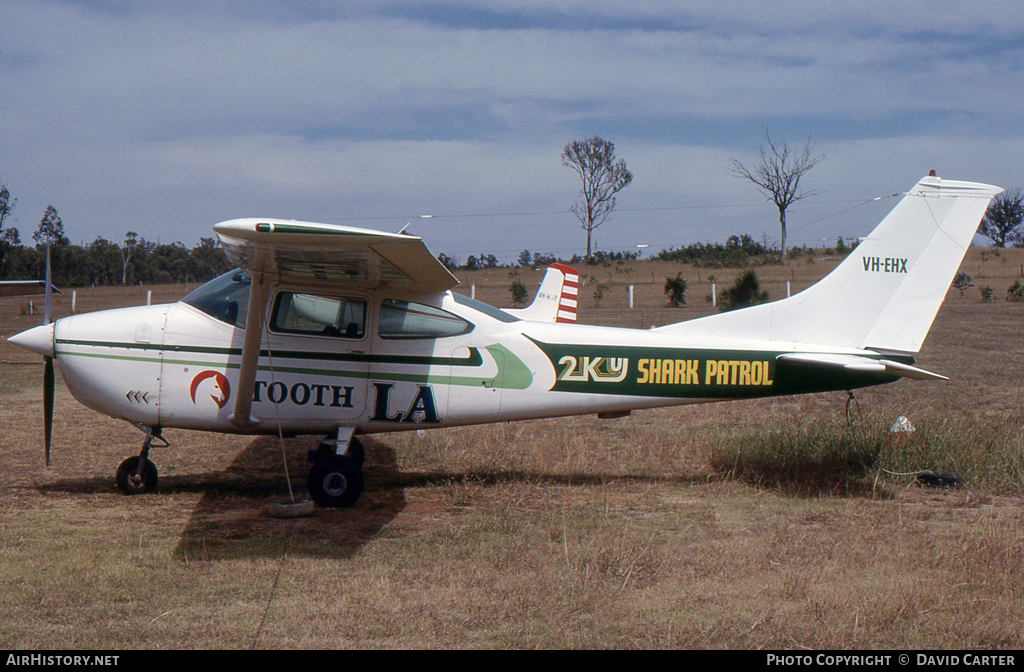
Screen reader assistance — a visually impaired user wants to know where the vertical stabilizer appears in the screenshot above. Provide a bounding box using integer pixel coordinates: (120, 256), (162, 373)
(657, 176), (1002, 352)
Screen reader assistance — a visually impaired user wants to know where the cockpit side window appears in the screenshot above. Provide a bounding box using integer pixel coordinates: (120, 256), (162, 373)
(181, 269), (250, 328)
(379, 299), (473, 339)
(271, 292), (367, 339)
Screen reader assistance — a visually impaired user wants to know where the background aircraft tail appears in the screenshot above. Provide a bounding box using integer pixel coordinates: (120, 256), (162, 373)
(504, 263), (579, 323)
(657, 175), (1002, 353)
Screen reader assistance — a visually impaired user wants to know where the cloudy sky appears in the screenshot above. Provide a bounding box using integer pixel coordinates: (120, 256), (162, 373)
(2, 1), (1021, 263)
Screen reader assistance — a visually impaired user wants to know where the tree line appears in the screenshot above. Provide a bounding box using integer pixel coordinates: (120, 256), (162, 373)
(439, 248), (643, 272)
(5, 145), (1019, 288)
(0, 186), (232, 287)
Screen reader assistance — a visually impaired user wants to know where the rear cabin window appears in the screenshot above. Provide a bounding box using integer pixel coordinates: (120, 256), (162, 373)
(271, 292), (367, 339)
(379, 299), (473, 339)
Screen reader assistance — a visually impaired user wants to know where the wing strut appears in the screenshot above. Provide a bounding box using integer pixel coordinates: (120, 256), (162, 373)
(230, 270), (270, 430)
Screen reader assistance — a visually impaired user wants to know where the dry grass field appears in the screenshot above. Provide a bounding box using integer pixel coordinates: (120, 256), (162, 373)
(0, 248), (1022, 649)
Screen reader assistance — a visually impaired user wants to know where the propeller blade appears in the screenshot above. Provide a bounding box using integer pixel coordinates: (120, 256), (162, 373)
(43, 356), (54, 467)
(43, 240), (54, 466)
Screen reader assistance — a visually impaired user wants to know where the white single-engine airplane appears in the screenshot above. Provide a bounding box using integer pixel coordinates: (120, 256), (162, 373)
(8, 175), (1001, 507)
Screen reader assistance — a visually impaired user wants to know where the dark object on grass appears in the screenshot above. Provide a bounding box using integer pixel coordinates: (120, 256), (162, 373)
(916, 471), (964, 488)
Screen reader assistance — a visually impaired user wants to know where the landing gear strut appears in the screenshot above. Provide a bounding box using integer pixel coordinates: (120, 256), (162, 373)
(306, 430), (365, 508)
(115, 425), (166, 495)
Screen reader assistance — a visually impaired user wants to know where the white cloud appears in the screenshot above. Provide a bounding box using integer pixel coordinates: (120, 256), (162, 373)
(1, 0), (1020, 259)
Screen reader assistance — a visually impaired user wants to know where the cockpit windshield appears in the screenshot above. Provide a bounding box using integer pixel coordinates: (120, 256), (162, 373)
(181, 269), (250, 328)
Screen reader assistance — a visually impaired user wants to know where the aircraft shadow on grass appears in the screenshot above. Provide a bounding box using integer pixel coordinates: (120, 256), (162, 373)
(35, 435), (404, 560)
(36, 430), (885, 561)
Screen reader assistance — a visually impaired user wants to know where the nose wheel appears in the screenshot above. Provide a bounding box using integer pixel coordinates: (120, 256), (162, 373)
(115, 425), (166, 495)
(116, 456), (158, 494)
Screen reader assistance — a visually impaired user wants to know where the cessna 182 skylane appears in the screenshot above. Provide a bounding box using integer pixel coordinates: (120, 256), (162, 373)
(8, 174), (1001, 507)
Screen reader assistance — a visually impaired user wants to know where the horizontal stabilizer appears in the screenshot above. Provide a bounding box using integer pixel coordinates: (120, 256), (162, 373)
(777, 353), (947, 381)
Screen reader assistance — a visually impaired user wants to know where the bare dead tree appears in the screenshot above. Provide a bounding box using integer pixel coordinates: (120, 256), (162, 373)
(562, 136), (633, 259)
(730, 128), (825, 259)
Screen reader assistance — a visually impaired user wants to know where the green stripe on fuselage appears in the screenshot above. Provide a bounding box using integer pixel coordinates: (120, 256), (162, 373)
(55, 339), (483, 368)
(53, 340), (533, 390)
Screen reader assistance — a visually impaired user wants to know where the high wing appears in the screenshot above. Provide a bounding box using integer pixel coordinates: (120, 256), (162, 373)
(0, 281), (61, 298)
(214, 218), (458, 292)
(212, 218), (459, 429)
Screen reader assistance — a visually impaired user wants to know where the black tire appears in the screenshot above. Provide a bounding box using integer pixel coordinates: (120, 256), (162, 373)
(115, 456), (158, 495)
(307, 455), (363, 508)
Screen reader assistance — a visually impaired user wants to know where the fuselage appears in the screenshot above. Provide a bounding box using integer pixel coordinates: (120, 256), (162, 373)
(44, 271), (899, 437)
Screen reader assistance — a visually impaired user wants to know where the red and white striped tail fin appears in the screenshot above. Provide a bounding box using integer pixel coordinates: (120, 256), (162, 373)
(553, 263), (578, 323)
(504, 263), (580, 323)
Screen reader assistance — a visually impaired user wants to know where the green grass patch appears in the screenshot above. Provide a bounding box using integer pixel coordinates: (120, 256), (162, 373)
(702, 411), (1024, 495)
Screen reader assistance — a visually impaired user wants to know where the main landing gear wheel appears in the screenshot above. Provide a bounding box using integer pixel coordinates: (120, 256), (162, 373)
(307, 455), (364, 508)
(115, 456), (158, 494)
